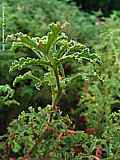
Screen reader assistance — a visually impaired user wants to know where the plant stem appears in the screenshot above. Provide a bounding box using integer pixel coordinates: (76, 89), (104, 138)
(49, 66), (62, 122)
(52, 67), (62, 109)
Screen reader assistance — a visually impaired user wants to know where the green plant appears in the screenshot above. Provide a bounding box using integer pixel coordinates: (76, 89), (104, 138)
(6, 106), (67, 159)
(8, 22), (97, 111)
(4, 106), (103, 160)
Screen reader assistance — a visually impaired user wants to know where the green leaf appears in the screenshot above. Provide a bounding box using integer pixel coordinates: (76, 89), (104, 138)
(10, 57), (50, 72)
(13, 141), (21, 153)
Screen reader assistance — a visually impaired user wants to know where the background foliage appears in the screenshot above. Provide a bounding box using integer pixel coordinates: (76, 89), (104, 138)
(0, 0), (120, 159)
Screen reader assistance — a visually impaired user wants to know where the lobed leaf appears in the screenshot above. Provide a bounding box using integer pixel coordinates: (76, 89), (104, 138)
(10, 57), (50, 72)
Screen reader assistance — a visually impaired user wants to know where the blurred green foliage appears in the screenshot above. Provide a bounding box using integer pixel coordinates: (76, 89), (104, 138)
(0, 0), (98, 41)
